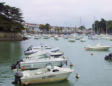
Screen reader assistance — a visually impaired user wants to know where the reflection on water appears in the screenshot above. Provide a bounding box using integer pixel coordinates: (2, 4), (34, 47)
(0, 41), (23, 65)
(0, 41), (23, 86)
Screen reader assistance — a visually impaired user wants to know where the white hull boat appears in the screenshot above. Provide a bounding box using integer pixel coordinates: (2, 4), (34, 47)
(21, 66), (73, 84)
(24, 45), (52, 55)
(54, 36), (59, 40)
(63, 35), (69, 39)
(80, 39), (86, 42)
(85, 44), (111, 51)
(34, 35), (40, 39)
(68, 38), (75, 42)
(43, 35), (50, 39)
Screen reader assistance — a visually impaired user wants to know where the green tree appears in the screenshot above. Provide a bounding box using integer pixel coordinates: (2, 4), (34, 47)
(39, 24), (45, 30)
(79, 26), (85, 30)
(0, 2), (24, 32)
(92, 18), (108, 34)
(107, 21), (112, 33)
(39, 23), (51, 32)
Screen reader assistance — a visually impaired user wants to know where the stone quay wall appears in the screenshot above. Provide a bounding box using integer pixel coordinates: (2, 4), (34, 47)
(0, 32), (23, 41)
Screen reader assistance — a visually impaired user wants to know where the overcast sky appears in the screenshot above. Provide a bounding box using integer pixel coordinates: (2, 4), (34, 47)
(1, 0), (112, 28)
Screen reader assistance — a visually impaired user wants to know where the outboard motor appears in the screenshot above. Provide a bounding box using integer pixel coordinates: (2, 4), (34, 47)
(11, 59), (23, 70)
(12, 71), (23, 84)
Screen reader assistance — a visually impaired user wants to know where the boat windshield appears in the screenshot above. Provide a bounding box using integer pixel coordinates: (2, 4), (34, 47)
(52, 69), (59, 72)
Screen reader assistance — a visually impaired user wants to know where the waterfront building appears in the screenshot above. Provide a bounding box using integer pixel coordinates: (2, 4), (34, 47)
(24, 23), (40, 33)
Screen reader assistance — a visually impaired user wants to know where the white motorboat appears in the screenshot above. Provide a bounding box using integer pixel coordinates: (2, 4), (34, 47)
(23, 34), (32, 39)
(20, 57), (67, 70)
(21, 66), (74, 84)
(80, 38), (86, 42)
(43, 35), (50, 39)
(75, 36), (81, 40)
(85, 44), (111, 51)
(24, 45), (52, 55)
(88, 35), (99, 40)
(54, 35), (59, 40)
(34, 35), (40, 39)
(27, 49), (64, 58)
(68, 38), (75, 42)
(63, 35), (69, 39)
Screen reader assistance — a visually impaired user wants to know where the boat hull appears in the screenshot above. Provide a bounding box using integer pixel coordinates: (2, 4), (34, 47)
(85, 47), (110, 51)
(68, 39), (75, 42)
(21, 72), (71, 84)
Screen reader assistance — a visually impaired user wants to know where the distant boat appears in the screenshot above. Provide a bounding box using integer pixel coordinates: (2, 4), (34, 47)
(34, 35), (41, 39)
(24, 34), (32, 39)
(54, 35), (59, 40)
(85, 44), (111, 51)
(63, 35), (69, 39)
(24, 45), (52, 55)
(80, 38), (86, 42)
(43, 35), (50, 39)
(68, 38), (75, 42)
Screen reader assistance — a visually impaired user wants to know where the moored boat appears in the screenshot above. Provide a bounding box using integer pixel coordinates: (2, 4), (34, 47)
(68, 38), (75, 42)
(85, 44), (111, 51)
(21, 66), (74, 84)
(80, 38), (86, 42)
(54, 35), (59, 40)
(20, 57), (67, 70)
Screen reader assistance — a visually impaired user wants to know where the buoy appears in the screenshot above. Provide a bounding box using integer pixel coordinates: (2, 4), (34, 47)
(21, 66), (26, 71)
(91, 53), (93, 56)
(76, 73), (80, 79)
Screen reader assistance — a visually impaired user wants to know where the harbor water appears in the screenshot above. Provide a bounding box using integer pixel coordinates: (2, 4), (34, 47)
(0, 36), (112, 86)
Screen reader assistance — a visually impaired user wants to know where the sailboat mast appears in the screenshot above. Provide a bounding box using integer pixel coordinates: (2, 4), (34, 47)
(93, 16), (96, 34)
(105, 21), (107, 35)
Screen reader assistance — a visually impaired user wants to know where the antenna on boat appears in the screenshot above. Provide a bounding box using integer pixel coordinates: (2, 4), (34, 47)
(105, 21), (108, 35)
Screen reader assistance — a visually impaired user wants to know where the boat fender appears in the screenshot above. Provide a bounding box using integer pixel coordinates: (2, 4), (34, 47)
(76, 73), (80, 79)
(21, 66), (26, 71)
